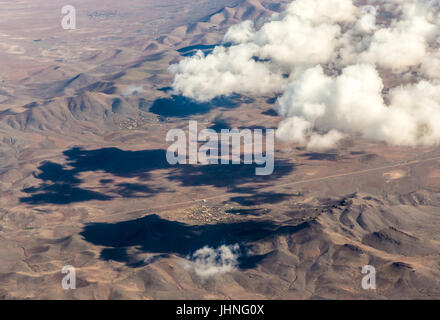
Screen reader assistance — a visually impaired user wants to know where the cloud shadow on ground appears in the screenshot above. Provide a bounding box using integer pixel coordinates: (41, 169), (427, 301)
(80, 214), (308, 268)
(20, 147), (295, 205)
(149, 93), (253, 118)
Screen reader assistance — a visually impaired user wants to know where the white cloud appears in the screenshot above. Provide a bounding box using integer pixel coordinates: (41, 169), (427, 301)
(358, 15), (437, 70)
(307, 130), (345, 151)
(224, 20), (255, 44)
(184, 244), (240, 278)
(171, 0), (440, 150)
(276, 63), (440, 147)
(170, 45), (287, 102)
(276, 116), (312, 145)
(122, 85), (143, 96)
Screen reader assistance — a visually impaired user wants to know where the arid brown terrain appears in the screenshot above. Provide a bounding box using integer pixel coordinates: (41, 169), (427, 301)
(0, 0), (439, 299)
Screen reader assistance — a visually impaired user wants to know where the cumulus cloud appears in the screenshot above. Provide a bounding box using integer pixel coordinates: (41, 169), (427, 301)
(224, 20), (255, 43)
(122, 85), (143, 96)
(308, 130), (345, 151)
(356, 15), (437, 70)
(184, 244), (240, 278)
(276, 117), (312, 145)
(170, 45), (286, 101)
(171, 0), (440, 149)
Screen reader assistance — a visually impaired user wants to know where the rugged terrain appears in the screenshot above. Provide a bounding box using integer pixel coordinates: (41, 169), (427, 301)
(0, 0), (439, 299)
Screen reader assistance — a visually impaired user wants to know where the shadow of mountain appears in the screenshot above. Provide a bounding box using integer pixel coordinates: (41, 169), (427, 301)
(80, 214), (309, 268)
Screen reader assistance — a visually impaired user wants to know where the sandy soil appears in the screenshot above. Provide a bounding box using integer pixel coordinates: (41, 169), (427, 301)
(0, 0), (439, 299)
